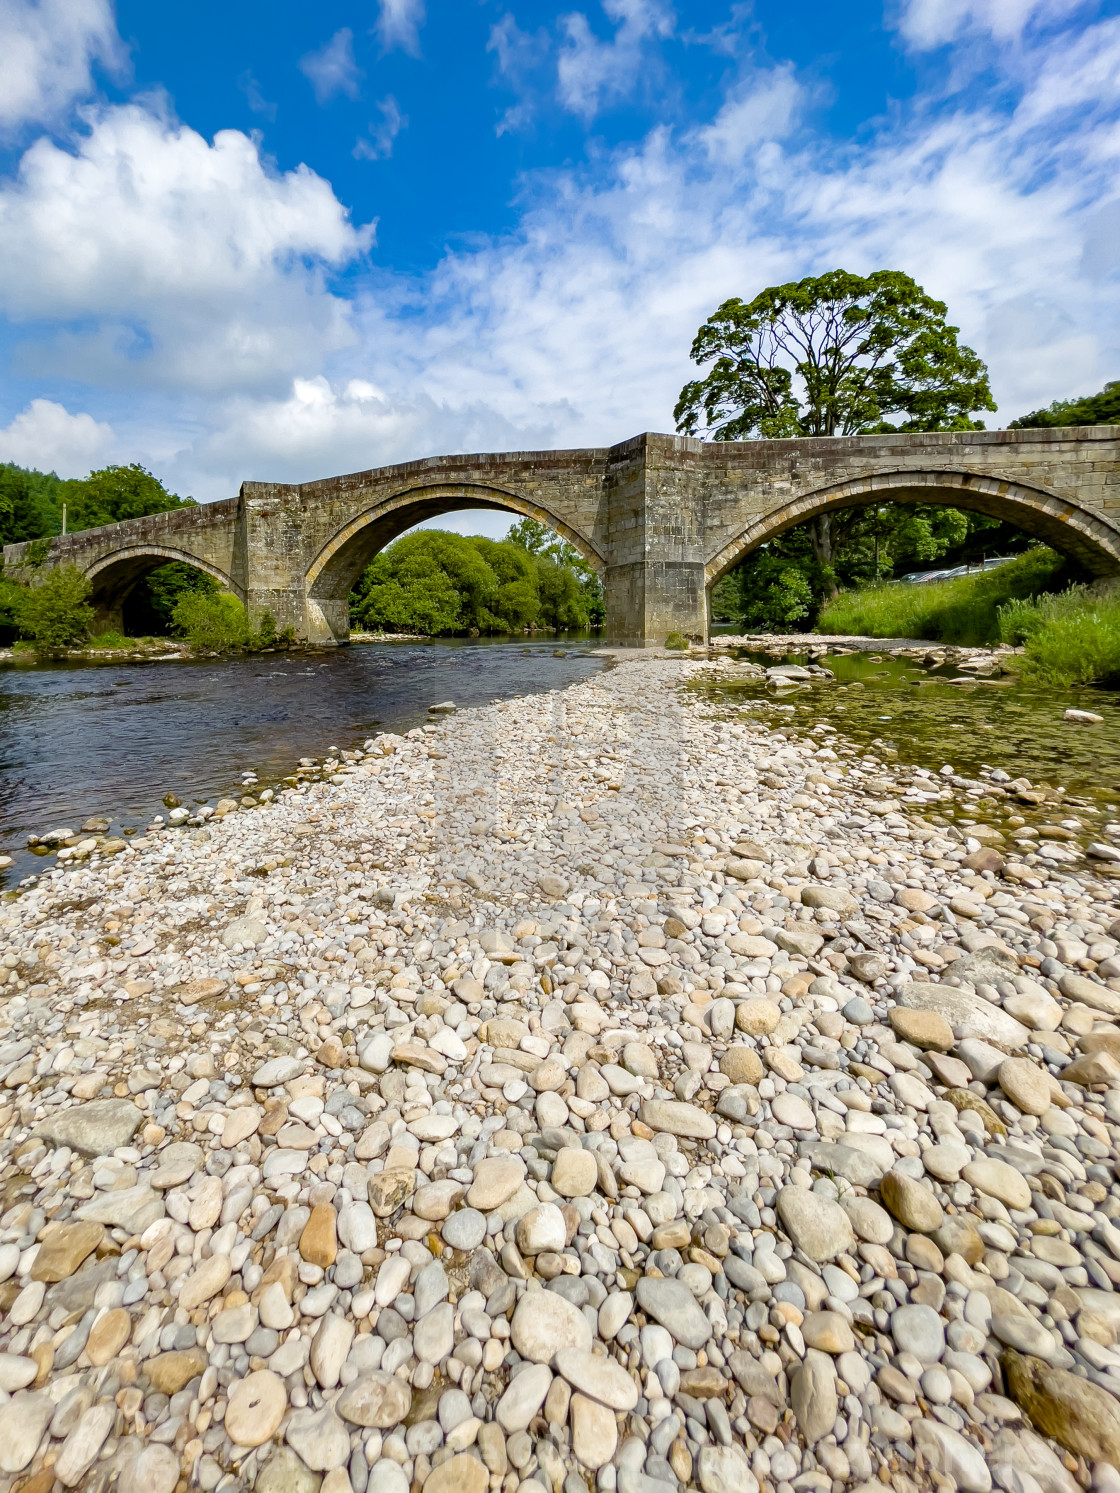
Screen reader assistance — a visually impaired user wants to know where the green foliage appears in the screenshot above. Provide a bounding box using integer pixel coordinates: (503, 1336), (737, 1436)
(171, 591), (252, 651)
(123, 562), (219, 635)
(999, 588), (1120, 687)
(351, 527), (601, 636)
(85, 631), (130, 649)
(675, 269), (995, 441)
(59, 464), (193, 530)
(14, 566), (94, 654)
(816, 548), (1069, 645)
(0, 464), (63, 545)
(718, 553), (816, 630)
(25, 537), (51, 567)
(1010, 379), (1120, 430)
(664, 632), (689, 650)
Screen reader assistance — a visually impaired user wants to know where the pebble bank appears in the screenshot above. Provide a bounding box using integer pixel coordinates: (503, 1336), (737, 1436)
(1, 653), (1119, 1493)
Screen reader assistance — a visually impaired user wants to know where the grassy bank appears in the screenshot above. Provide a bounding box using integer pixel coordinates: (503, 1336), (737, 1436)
(816, 548), (1120, 686)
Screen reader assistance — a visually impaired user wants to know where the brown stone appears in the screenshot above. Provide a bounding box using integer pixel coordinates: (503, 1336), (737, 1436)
(888, 1007), (953, 1051)
(146, 1347), (207, 1394)
(942, 1088), (1006, 1135)
(963, 848), (1004, 873)
(86, 1307), (131, 1366)
(719, 1046), (763, 1085)
(678, 1366), (727, 1398)
(30, 1221), (104, 1282)
(299, 1204), (338, 1268)
(1003, 1348), (1120, 1465)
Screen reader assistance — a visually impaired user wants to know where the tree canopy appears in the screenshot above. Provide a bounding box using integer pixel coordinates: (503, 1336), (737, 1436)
(1010, 379), (1120, 429)
(674, 269), (995, 441)
(350, 527), (601, 636)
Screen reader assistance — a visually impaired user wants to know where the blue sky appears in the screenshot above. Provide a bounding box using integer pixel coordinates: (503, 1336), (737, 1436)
(0, 0), (1118, 538)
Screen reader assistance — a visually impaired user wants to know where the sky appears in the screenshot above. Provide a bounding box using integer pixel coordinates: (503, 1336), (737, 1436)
(0, 0), (1118, 542)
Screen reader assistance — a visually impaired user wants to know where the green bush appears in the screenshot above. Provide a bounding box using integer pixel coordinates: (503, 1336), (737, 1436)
(816, 548), (1068, 645)
(15, 566), (94, 655)
(999, 587), (1120, 686)
(664, 632), (690, 650)
(172, 591), (252, 651)
(86, 631), (130, 649)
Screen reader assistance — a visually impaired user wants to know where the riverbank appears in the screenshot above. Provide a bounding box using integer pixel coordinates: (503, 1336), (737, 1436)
(1, 655), (1119, 1493)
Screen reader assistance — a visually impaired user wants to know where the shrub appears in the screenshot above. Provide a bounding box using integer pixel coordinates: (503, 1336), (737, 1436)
(86, 631), (130, 649)
(999, 586), (1120, 686)
(172, 591), (252, 651)
(15, 565), (94, 654)
(664, 632), (690, 650)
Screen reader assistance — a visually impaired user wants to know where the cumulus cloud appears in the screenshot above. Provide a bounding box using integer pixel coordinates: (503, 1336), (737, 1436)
(299, 28), (363, 104)
(895, 0), (1087, 48)
(0, 0), (124, 132)
(0, 102), (373, 393)
(556, 0), (675, 121)
(374, 0), (425, 57)
(0, 398), (114, 474)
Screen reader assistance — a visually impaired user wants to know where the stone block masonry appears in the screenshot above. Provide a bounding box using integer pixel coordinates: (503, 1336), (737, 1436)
(4, 426), (1119, 645)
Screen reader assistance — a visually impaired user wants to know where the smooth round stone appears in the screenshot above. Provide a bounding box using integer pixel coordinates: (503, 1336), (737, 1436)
(516, 1204), (567, 1255)
(496, 1363), (553, 1432)
(337, 1370), (412, 1428)
(842, 996), (874, 1025)
(0, 1392), (53, 1474)
(922, 1143), (970, 1183)
(118, 1443), (180, 1493)
(775, 1187), (855, 1262)
(889, 1007), (953, 1050)
(369, 1465), (410, 1493)
(570, 1393), (618, 1470)
(879, 1169), (943, 1232)
(841, 1195), (893, 1245)
(920, 1367), (953, 1405)
(225, 1370), (287, 1447)
(466, 1156), (525, 1211)
(962, 1158), (1032, 1210)
(634, 1277), (711, 1350)
(720, 1047), (763, 1085)
(771, 1093), (815, 1132)
(422, 1452), (489, 1493)
(551, 1148), (597, 1198)
(0, 1354), (37, 1391)
(535, 1092), (570, 1128)
(442, 1209), (486, 1250)
(86, 1307), (131, 1366)
(511, 1290), (593, 1363)
(285, 1406), (351, 1472)
(555, 1347), (639, 1410)
(736, 1000), (781, 1036)
(912, 1421), (992, 1493)
(801, 1311), (855, 1354)
(998, 1057), (1051, 1117)
(890, 1304), (946, 1364)
(991, 1313), (1059, 1359)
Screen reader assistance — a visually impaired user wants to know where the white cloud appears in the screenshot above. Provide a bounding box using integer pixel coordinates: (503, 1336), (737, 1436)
(299, 28), (363, 105)
(556, 0), (675, 121)
(0, 0), (123, 133)
(375, 0), (425, 57)
(0, 398), (114, 474)
(354, 96), (405, 160)
(0, 101), (373, 393)
(895, 0), (1086, 49)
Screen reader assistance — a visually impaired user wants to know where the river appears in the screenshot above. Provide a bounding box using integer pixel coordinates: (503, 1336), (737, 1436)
(0, 636), (607, 874)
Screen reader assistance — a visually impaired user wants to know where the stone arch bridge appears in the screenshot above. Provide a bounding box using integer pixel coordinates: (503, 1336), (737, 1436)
(4, 427), (1118, 645)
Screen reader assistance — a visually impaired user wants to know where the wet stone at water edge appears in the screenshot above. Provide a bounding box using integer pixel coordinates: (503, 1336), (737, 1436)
(0, 650), (1117, 1493)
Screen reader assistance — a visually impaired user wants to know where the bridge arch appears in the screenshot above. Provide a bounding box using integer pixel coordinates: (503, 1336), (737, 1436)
(304, 482), (606, 641)
(83, 545), (242, 633)
(704, 469), (1120, 589)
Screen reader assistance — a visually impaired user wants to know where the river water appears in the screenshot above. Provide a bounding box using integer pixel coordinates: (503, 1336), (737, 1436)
(0, 637), (607, 869)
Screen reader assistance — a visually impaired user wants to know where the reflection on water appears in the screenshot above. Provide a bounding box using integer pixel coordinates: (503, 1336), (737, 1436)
(0, 636), (607, 863)
(693, 647), (1120, 853)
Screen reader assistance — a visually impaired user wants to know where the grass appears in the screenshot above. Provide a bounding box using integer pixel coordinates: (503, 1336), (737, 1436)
(816, 548), (1068, 647)
(816, 547), (1120, 687)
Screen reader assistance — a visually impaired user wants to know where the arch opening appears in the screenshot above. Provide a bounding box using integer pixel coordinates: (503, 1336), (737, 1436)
(305, 483), (606, 642)
(83, 547), (240, 637)
(705, 470), (1120, 592)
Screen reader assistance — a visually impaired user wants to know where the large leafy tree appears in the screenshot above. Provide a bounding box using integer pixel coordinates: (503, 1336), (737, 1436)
(676, 269), (995, 597)
(60, 463), (193, 530)
(1010, 379), (1120, 429)
(506, 516), (605, 626)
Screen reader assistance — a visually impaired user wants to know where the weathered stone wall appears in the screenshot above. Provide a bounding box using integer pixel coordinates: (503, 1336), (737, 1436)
(4, 426), (1117, 645)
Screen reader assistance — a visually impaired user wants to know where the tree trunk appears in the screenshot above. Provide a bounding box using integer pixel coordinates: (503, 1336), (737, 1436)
(808, 514), (839, 599)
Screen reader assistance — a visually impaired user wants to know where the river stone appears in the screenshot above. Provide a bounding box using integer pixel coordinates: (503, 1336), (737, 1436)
(423, 1453), (489, 1493)
(841, 1194), (894, 1245)
(0, 1354), (37, 1391)
(75, 1185), (163, 1234)
(801, 1311), (855, 1355)
(894, 981), (1029, 1050)
(879, 1169), (944, 1233)
(889, 1007), (954, 1051)
(775, 1187), (855, 1262)
(797, 1140), (887, 1188)
(54, 1402), (116, 1487)
(516, 1203), (567, 1255)
(551, 1147), (597, 1197)
(176, 976), (228, 1007)
(30, 1220), (104, 1282)
(554, 1347), (639, 1410)
(511, 1290), (592, 1362)
(148, 1347), (207, 1394)
(634, 1277), (711, 1350)
(179, 1252), (231, 1310)
(998, 1057), (1051, 1116)
(442, 1208), (486, 1250)
(414, 1301), (455, 1365)
(891, 1304), (946, 1363)
(300, 1203), (338, 1268)
(310, 1312), (354, 1389)
(717, 1046), (761, 1086)
(791, 1349), (838, 1442)
(735, 999), (781, 1036)
(34, 1098), (142, 1155)
(696, 1445), (758, 1493)
(149, 1140), (204, 1188)
(570, 1392), (618, 1470)
(285, 1405), (350, 1472)
(1003, 1348), (1120, 1465)
(222, 915), (268, 949)
(252, 1056), (304, 1087)
(118, 1444), (180, 1493)
(912, 1422), (992, 1493)
(467, 1155), (525, 1210)
(992, 1314), (1060, 1360)
(0, 1391), (53, 1474)
(639, 1099), (717, 1138)
(963, 1158), (1032, 1210)
(496, 1362), (553, 1432)
(256, 1447), (320, 1493)
(337, 1370), (412, 1427)
(86, 1306), (131, 1365)
(802, 885), (859, 915)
